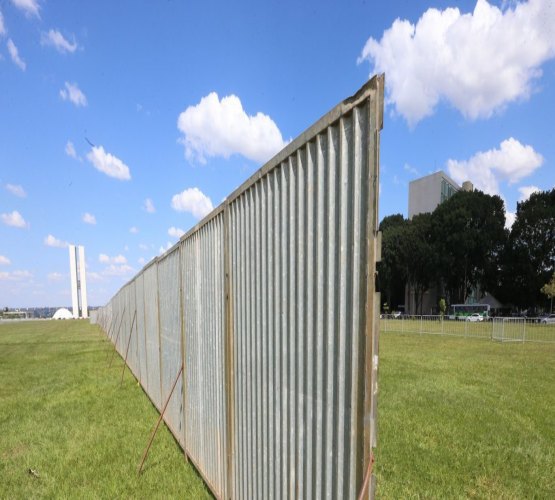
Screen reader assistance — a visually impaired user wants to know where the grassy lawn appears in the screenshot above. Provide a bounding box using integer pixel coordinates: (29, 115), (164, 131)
(376, 332), (555, 499)
(0, 320), (211, 499)
(2, 320), (554, 498)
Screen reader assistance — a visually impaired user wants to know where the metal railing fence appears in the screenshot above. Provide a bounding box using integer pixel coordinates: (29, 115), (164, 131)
(94, 75), (384, 500)
(380, 315), (555, 343)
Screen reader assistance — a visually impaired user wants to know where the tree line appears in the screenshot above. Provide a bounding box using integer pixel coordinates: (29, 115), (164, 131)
(378, 188), (555, 315)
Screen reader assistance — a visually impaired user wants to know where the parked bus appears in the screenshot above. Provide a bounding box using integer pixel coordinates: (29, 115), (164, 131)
(448, 303), (490, 320)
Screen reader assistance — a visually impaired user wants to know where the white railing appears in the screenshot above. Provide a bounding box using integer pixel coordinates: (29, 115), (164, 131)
(380, 315), (555, 343)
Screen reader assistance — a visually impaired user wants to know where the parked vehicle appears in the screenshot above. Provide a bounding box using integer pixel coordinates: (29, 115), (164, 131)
(540, 314), (555, 324)
(466, 313), (484, 322)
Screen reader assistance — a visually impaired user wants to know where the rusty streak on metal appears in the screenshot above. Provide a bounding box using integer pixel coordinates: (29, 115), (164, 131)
(137, 364), (184, 475)
(120, 309), (137, 387)
(357, 452), (375, 500)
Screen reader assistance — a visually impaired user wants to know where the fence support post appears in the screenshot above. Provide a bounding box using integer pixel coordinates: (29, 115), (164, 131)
(223, 203), (235, 500)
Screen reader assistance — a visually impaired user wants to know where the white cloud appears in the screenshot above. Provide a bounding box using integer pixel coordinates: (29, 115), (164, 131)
(82, 212), (96, 225)
(7, 39), (26, 70)
(171, 187), (214, 219)
(138, 257), (146, 265)
(0, 11), (6, 36)
(60, 82), (88, 107)
(99, 253), (127, 265)
(86, 145), (131, 180)
(102, 264), (134, 277)
(518, 185), (540, 202)
(44, 234), (68, 248)
(0, 255), (11, 265)
(48, 272), (64, 281)
(139, 243), (148, 251)
(447, 138), (543, 195)
(2, 210), (28, 228)
(403, 163), (419, 176)
(158, 241), (173, 255)
(505, 210), (516, 229)
(10, 0), (40, 18)
(65, 141), (80, 160)
(359, 0), (555, 126)
(168, 226), (185, 239)
(0, 269), (32, 281)
(144, 198), (155, 213)
(87, 271), (103, 283)
(6, 183), (26, 198)
(177, 92), (288, 164)
(129, 226), (139, 234)
(41, 29), (77, 53)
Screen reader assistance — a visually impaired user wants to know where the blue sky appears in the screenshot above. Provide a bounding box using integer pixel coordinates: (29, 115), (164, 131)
(1, 0), (554, 307)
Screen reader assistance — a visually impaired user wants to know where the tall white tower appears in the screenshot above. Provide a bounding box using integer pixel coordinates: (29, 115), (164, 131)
(69, 244), (88, 319)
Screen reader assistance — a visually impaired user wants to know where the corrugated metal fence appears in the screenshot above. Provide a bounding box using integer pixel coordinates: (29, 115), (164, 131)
(94, 74), (384, 499)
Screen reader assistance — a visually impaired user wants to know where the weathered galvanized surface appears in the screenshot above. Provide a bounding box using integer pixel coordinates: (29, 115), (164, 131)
(94, 74), (383, 499)
(182, 214), (228, 497)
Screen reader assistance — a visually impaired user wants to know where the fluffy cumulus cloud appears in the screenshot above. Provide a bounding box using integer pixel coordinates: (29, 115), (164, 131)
(82, 212), (96, 225)
(6, 183), (26, 198)
(7, 39), (26, 70)
(0, 255), (11, 265)
(143, 198), (155, 213)
(171, 187), (214, 219)
(44, 234), (68, 248)
(86, 146), (131, 180)
(47, 272), (63, 281)
(129, 226), (139, 234)
(447, 138), (543, 195)
(41, 29), (77, 53)
(518, 185), (541, 202)
(168, 226), (185, 239)
(359, 0), (555, 126)
(2, 210), (28, 228)
(10, 0), (41, 18)
(99, 253), (127, 265)
(60, 82), (87, 107)
(177, 92), (288, 164)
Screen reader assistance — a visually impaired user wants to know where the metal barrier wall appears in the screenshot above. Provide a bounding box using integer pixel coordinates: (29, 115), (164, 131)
(95, 74), (384, 499)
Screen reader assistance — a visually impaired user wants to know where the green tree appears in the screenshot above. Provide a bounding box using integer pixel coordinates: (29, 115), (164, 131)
(541, 273), (555, 313)
(377, 214), (407, 310)
(431, 190), (507, 305)
(502, 189), (555, 310)
(400, 213), (437, 315)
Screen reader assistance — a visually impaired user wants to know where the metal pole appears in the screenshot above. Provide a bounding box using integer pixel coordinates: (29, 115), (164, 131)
(120, 310), (137, 387)
(137, 364), (184, 475)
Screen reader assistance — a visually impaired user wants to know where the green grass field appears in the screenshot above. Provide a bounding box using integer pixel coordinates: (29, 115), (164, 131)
(376, 332), (555, 498)
(0, 320), (210, 499)
(1, 321), (554, 498)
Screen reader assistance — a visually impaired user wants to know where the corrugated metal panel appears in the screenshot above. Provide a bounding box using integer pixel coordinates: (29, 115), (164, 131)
(143, 262), (162, 409)
(136, 274), (148, 390)
(94, 75), (383, 500)
(157, 248), (184, 445)
(182, 214), (227, 498)
(227, 81), (381, 497)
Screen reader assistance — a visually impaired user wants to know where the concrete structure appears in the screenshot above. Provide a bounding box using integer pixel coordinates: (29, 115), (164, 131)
(52, 307), (73, 320)
(408, 170), (461, 219)
(68, 244), (88, 319)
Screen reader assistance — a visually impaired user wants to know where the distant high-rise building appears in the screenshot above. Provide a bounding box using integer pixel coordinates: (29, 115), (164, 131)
(69, 244), (88, 319)
(408, 170), (461, 219)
